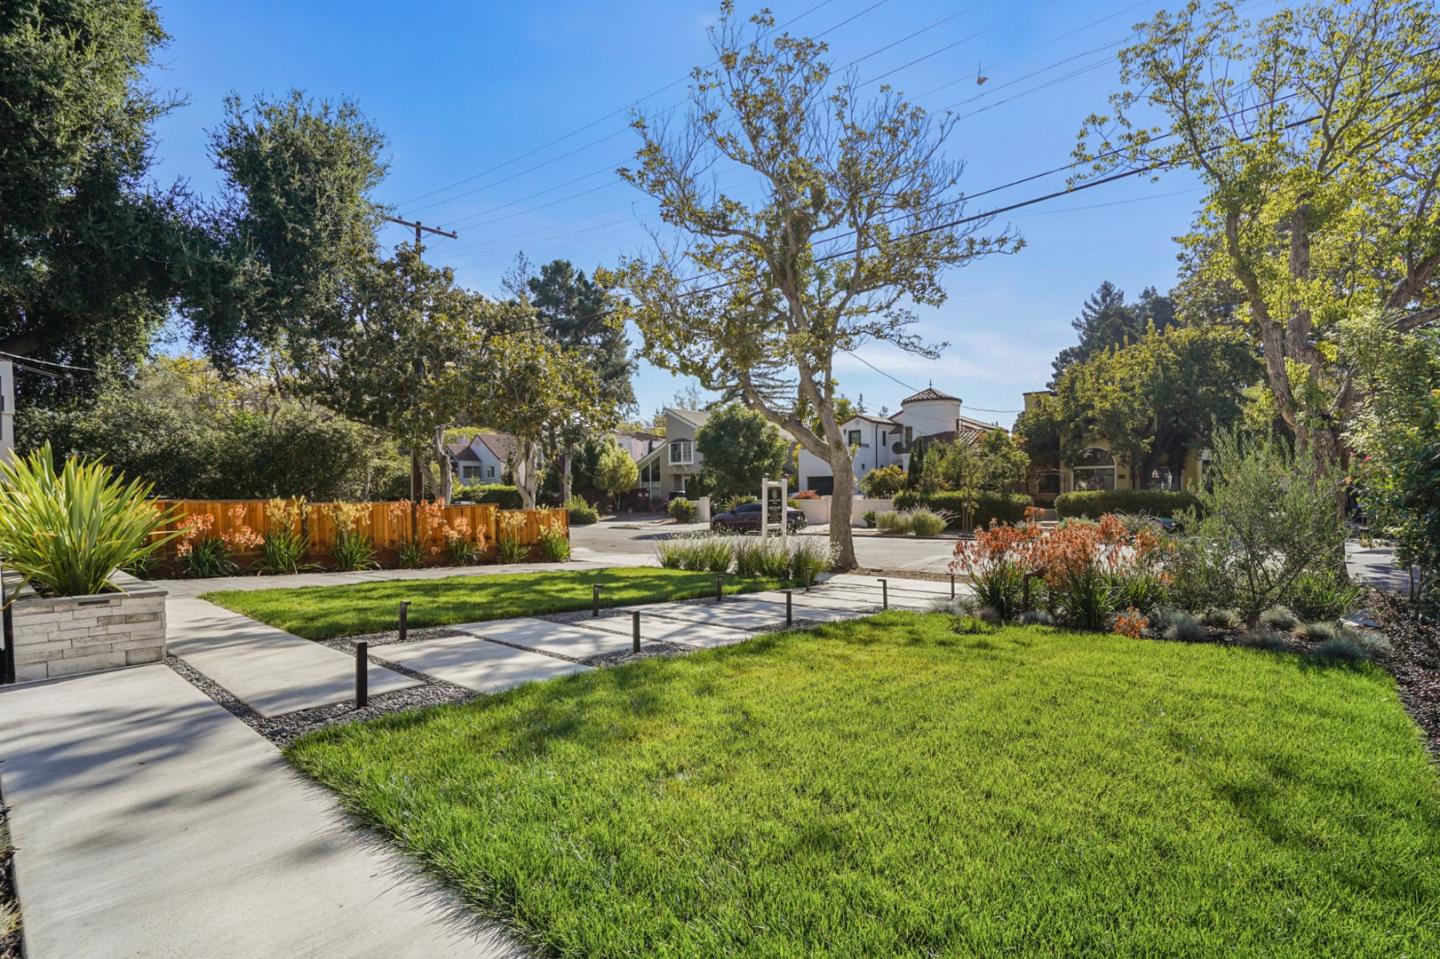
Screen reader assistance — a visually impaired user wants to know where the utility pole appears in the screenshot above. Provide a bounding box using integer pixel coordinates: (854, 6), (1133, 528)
(383, 215), (457, 256)
(384, 215), (459, 512)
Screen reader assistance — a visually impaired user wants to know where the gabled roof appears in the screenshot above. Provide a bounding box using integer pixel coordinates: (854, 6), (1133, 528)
(473, 432), (517, 463)
(667, 407), (711, 428)
(445, 442), (482, 463)
(900, 386), (961, 405)
(849, 413), (897, 427)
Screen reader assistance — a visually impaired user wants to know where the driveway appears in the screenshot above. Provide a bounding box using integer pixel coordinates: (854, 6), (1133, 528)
(573, 519), (958, 573)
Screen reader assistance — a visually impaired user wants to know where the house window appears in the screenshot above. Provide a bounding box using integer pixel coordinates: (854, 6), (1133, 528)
(846, 429), (862, 448)
(461, 465), (482, 482)
(669, 439), (693, 465)
(1071, 447), (1116, 491)
(486, 466), (496, 479)
(807, 476), (835, 496)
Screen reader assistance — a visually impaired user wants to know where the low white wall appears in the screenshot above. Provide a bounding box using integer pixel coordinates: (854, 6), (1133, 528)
(11, 571), (167, 682)
(793, 496), (895, 526)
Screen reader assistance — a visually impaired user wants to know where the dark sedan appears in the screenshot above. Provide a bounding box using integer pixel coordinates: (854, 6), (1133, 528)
(710, 501), (807, 533)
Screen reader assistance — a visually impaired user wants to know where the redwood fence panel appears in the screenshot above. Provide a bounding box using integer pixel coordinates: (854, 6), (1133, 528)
(150, 499), (568, 571)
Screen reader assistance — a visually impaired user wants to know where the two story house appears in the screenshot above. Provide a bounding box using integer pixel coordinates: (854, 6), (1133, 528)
(635, 407), (711, 502)
(796, 387), (1002, 494)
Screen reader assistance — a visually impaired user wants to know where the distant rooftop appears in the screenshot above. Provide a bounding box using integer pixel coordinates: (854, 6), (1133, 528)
(900, 386), (961, 405)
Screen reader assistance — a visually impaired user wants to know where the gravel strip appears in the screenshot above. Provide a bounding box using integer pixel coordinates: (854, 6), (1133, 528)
(166, 655), (475, 748)
(317, 625), (467, 651)
(0, 798), (19, 959)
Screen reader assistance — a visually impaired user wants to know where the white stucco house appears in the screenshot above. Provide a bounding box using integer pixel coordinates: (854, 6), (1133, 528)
(795, 386), (1002, 494)
(445, 433), (515, 485)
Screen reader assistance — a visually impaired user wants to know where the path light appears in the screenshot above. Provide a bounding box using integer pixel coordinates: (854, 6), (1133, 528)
(950, 574), (956, 599)
(398, 601), (410, 643)
(878, 578), (888, 610)
(631, 611), (641, 654)
(592, 583), (601, 618)
(785, 589), (793, 627)
(716, 574), (723, 601)
(354, 641), (369, 708)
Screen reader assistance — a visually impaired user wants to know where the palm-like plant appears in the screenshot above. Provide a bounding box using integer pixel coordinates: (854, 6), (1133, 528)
(0, 444), (179, 596)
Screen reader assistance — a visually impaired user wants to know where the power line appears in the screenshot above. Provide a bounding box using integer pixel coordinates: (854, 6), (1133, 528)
(391, 0), (853, 210)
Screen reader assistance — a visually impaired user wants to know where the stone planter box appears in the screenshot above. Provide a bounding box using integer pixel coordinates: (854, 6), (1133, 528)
(10, 571), (167, 683)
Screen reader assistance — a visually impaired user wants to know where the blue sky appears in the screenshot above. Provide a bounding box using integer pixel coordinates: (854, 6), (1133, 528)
(145, 0), (1225, 426)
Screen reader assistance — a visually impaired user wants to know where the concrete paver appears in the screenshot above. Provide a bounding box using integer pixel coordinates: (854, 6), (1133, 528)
(451, 617), (638, 660)
(375, 633), (591, 692)
(621, 597), (794, 630)
(582, 614), (755, 649)
(0, 665), (518, 959)
(167, 597), (419, 716)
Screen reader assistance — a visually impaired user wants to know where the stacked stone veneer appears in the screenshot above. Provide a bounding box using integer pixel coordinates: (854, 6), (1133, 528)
(11, 571), (167, 682)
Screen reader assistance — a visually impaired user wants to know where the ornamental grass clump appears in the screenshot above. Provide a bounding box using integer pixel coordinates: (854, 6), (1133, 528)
(0, 444), (179, 596)
(655, 534), (735, 573)
(907, 508), (947, 537)
(535, 512), (569, 562)
(788, 536), (835, 585)
(734, 536), (790, 578)
(496, 511), (530, 564)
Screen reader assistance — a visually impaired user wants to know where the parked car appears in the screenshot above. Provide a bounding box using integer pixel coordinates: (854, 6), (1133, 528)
(710, 501), (807, 533)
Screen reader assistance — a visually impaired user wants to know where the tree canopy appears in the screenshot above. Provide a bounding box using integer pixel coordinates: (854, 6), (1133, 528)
(695, 404), (792, 502)
(608, 3), (1018, 567)
(1051, 282), (1175, 384)
(1079, 0), (1440, 470)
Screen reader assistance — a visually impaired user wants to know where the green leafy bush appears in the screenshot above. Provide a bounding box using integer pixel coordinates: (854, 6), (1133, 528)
(859, 464), (906, 497)
(458, 484), (523, 509)
(668, 498), (698, 523)
(182, 534), (237, 579)
(1285, 568), (1361, 621)
(0, 446), (181, 595)
(862, 510), (877, 528)
(894, 491), (1031, 529)
(396, 540), (426, 569)
(332, 531), (378, 571)
(1054, 489), (1199, 520)
(565, 496), (599, 525)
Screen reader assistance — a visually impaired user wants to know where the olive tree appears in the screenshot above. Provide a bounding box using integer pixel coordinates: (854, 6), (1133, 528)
(607, 3), (1018, 568)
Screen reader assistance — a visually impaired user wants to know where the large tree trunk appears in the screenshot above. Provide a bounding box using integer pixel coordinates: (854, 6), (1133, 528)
(433, 427), (453, 503)
(560, 440), (574, 504)
(514, 438), (540, 509)
(827, 447), (858, 570)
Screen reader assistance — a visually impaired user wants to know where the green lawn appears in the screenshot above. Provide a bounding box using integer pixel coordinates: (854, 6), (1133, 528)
(204, 567), (786, 639)
(288, 614), (1440, 958)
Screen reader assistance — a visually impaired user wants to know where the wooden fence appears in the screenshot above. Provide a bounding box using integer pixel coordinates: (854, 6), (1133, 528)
(151, 499), (569, 571)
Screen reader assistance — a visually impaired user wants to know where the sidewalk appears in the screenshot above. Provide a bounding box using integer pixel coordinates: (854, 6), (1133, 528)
(1346, 540), (1419, 597)
(0, 665), (519, 959)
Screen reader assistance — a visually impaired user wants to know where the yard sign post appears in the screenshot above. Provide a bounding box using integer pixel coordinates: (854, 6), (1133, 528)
(760, 478), (788, 538)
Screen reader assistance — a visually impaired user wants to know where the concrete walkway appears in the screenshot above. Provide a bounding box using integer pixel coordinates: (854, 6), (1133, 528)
(0, 665), (519, 959)
(167, 596), (420, 716)
(1346, 540), (1419, 597)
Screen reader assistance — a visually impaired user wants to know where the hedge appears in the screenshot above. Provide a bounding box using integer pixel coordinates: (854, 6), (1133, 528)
(893, 490), (1032, 529)
(1054, 489), (1199, 519)
(456, 483), (522, 509)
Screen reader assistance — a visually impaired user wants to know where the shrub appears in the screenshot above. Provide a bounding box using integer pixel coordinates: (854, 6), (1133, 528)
(862, 510), (877, 528)
(875, 511), (913, 535)
(1111, 569), (1169, 616)
(1019, 609), (1054, 626)
(788, 537), (836, 585)
(908, 509), (947, 536)
(496, 511), (530, 563)
(668, 498), (698, 523)
(734, 537), (791, 578)
(396, 540), (426, 569)
(442, 516), (484, 566)
(256, 497), (310, 574)
(1301, 621), (1340, 643)
(537, 530), (571, 562)
(1201, 607), (1243, 630)
(457, 484), (522, 509)
(792, 489), (821, 500)
(1163, 613), (1207, 643)
(330, 503), (378, 571)
(859, 464), (906, 498)
(1112, 607), (1148, 638)
(1170, 429), (1348, 625)
(1310, 632), (1390, 662)
(1054, 489), (1200, 520)
(1238, 629), (1293, 653)
(894, 490), (1031, 529)
(176, 513), (238, 578)
(1285, 567), (1362, 621)
(1258, 606), (1300, 632)
(656, 534), (734, 573)
(565, 496), (599, 525)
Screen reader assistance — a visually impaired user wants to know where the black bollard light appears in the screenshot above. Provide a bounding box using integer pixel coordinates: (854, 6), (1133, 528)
(592, 583), (601, 618)
(715, 574), (723, 601)
(878, 578), (889, 610)
(631, 611), (641, 653)
(355, 641), (369, 708)
(950, 573), (956, 599)
(398, 601), (410, 643)
(785, 589), (793, 627)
